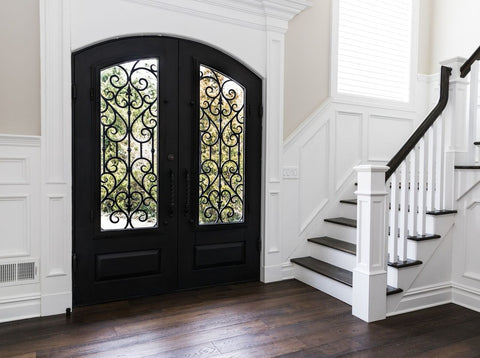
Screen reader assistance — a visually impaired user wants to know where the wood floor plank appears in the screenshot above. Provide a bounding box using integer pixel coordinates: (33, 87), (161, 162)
(1, 281), (480, 358)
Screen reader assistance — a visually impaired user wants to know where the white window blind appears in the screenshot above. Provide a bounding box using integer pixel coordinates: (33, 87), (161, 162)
(337, 0), (413, 102)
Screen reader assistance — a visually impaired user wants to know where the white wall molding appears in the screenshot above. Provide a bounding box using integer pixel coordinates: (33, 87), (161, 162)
(453, 283), (480, 313)
(125, 0), (311, 33)
(387, 282), (452, 317)
(0, 134), (40, 148)
(0, 294), (41, 323)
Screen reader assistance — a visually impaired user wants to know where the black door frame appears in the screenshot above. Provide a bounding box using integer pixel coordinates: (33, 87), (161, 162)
(72, 35), (263, 306)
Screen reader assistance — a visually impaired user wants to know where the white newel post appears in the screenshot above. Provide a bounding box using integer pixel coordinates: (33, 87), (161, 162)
(353, 165), (388, 322)
(441, 58), (469, 208)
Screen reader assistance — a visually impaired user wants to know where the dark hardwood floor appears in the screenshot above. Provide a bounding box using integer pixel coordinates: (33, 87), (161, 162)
(2, 280), (480, 357)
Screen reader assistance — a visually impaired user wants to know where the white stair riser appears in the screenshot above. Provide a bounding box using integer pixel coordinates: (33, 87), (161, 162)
(407, 239), (438, 262)
(340, 204), (357, 219)
(308, 242), (356, 271)
(294, 264), (352, 305)
(323, 222), (357, 244)
(387, 265), (422, 289)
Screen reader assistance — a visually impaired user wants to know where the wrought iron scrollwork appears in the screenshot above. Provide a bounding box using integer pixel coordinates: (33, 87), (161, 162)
(100, 59), (158, 230)
(198, 64), (245, 225)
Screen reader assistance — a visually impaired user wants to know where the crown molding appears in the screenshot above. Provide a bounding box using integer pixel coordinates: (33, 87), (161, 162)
(124, 0), (311, 32)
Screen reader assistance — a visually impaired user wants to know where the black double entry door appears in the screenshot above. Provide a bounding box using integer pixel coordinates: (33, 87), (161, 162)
(72, 37), (262, 306)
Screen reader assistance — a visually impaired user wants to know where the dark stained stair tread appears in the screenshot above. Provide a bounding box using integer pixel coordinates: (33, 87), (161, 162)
(387, 285), (403, 295)
(340, 199), (357, 205)
(426, 209), (457, 216)
(291, 257), (353, 286)
(308, 236), (356, 255)
(388, 259), (422, 269)
(455, 165), (480, 169)
(407, 234), (441, 241)
(324, 217), (357, 228)
(474, 141), (480, 145)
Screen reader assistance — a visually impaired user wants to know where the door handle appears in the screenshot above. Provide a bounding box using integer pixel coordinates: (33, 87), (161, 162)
(169, 169), (175, 217)
(184, 169), (194, 224)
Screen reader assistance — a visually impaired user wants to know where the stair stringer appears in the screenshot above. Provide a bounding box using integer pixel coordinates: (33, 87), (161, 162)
(386, 214), (455, 316)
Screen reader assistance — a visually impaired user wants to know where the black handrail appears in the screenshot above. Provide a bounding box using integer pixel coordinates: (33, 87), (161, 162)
(460, 46), (480, 78)
(385, 66), (452, 181)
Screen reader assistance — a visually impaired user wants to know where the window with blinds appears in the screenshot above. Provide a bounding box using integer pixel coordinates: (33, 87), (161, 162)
(336, 0), (413, 103)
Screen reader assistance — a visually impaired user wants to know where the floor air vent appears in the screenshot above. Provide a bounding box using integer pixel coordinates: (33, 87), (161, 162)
(0, 259), (38, 286)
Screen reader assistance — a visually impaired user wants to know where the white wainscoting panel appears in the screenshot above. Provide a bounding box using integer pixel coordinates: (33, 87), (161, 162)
(464, 201), (480, 280)
(46, 195), (67, 278)
(368, 115), (414, 162)
(0, 158), (29, 185)
(299, 121), (329, 232)
(335, 111), (362, 190)
(0, 134), (41, 322)
(0, 196), (30, 258)
(453, 173), (480, 313)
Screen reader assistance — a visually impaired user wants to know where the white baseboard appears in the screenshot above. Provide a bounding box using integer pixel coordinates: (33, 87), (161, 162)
(0, 294), (41, 323)
(262, 262), (297, 283)
(387, 282), (452, 317)
(41, 291), (72, 316)
(452, 283), (480, 313)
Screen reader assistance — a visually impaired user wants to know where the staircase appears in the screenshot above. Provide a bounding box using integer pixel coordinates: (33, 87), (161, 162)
(289, 47), (480, 322)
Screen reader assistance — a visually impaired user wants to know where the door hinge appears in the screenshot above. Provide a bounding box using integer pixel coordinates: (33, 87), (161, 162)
(72, 84), (77, 100)
(257, 237), (262, 252)
(72, 253), (77, 274)
(259, 104), (264, 118)
(90, 88), (95, 101)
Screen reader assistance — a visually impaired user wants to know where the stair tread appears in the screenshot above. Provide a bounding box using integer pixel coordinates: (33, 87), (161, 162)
(387, 285), (403, 295)
(324, 217), (357, 228)
(308, 236), (356, 255)
(474, 141), (480, 145)
(426, 209), (457, 216)
(388, 259), (422, 268)
(291, 257), (353, 286)
(340, 198), (357, 205)
(455, 165), (480, 169)
(407, 234), (441, 241)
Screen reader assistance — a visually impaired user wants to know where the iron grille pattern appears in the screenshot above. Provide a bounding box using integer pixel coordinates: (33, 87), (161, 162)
(199, 65), (245, 225)
(100, 59), (158, 230)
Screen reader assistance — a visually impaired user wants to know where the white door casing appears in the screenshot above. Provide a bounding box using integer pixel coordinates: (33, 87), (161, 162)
(40, 0), (310, 315)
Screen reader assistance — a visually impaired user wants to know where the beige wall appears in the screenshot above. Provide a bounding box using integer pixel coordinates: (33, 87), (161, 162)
(418, 0), (433, 74)
(429, 0), (480, 72)
(284, 0), (436, 138)
(284, 0), (331, 139)
(0, 0), (40, 135)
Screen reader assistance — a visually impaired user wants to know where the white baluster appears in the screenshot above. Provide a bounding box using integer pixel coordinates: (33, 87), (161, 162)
(435, 117), (445, 210)
(427, 126), (436, 211)
(417, 136), (427, 235)
(408, 147), (419, 237)
(399, 160), (409, 261)
(389, 172), (399, 263)
(469, 61), (479, 163)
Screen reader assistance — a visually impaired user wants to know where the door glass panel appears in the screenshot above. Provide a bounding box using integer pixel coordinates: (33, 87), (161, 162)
(199, 65), (245, 225)
(100, 59), (158, 230)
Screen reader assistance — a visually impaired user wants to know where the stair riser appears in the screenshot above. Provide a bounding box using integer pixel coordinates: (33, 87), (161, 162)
(294, 264), (352, 305)
(339, 204), (357, 219)
(340, 204), (357, 219)
(308, 242), (356, 271)
(323, 222), (356, 244)
(407, 239), (438, 262)
(387, 265), (422, 289)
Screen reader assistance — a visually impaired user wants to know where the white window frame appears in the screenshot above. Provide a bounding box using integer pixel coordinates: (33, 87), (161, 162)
(330, 0), (420, 111)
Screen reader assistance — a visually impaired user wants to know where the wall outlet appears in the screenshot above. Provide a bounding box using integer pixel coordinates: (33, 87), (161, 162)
(282, 166), (299, 179)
